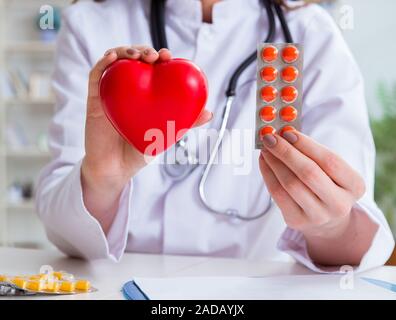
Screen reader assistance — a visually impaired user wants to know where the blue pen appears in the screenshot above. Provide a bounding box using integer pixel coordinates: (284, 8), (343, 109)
(122, 281), (150, 300)
(361, 277), (396, 293)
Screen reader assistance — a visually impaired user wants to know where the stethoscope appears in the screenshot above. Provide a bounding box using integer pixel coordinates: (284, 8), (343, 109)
(150, 0), (294, 221)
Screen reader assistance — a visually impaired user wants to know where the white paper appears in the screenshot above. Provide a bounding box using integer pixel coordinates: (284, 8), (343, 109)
(133, 275), (396, 300)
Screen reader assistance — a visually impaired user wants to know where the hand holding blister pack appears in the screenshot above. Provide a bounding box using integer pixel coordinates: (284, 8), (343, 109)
(255, 43), (303, 149)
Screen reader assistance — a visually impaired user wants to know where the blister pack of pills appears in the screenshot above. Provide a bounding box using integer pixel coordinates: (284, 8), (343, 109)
(255, 43), (303, 149)
(0, 271), (96, 296)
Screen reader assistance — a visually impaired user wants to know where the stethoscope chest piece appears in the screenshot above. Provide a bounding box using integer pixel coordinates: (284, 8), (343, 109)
(163, 137), (198, 181)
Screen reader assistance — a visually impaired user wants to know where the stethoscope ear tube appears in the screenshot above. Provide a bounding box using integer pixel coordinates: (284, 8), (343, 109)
(273, 1), (294, 43)
(150, 0), (168, 50)
(226, 0), (277, 97)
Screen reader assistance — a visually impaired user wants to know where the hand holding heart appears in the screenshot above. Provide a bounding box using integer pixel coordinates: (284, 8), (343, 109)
(99, 53), (209, 156)
(81, 45), (212, 233)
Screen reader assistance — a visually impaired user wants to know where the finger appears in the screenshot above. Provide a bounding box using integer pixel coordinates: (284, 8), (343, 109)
(193, 110), (213, 127)
(259, 154), (307, 230)
(88, 45), (157, 98)
(158, 48), (172, 61)
(123, 47), (142, 60)
(88, 50), (118, 97)
(137, 46), (160, 63)
(262, 151), (327, 222)
(261, 134), (343, 204)
(281, 131), (365, 198)
(106, 46), (143, 60)
(89, 46), (143, 97)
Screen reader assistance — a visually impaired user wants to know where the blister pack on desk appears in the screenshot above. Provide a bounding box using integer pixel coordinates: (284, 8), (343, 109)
(0, 271), (96, 296)
(255, 43), (303, 149)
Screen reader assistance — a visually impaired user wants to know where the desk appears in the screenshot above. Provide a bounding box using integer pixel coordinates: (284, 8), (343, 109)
(1, 247), (396, 300)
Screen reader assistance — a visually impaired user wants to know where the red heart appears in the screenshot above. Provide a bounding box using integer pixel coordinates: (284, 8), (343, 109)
(99, 58), (208, 155)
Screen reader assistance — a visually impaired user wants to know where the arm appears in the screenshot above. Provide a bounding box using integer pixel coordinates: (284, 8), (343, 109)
(35, 11), (134, 260)
(259, 5), (394, 270)
(37, 10), (212, 259)
(81, 46), (171, 234)
(82, 46), (213, 234)
(259, 132), (378, 266)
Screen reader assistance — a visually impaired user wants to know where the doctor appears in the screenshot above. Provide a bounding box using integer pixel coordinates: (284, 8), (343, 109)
(37, 0), (394, 272)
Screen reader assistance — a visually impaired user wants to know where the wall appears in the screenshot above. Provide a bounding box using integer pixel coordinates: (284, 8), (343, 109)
(337, 0), (396, 116)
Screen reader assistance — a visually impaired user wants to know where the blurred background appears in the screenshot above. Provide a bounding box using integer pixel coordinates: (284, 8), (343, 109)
(0, 0), (395, 250)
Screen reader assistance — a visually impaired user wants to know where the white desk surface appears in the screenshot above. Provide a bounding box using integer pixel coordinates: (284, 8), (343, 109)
(1, 247), (396, 300)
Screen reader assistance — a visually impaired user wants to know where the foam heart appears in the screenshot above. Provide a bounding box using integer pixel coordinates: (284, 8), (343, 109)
(99, 58), (208, 155)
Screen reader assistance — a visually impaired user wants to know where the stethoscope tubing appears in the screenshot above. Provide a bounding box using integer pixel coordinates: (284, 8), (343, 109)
(151, 0), (293, 221)
(198, 96), (274, 221)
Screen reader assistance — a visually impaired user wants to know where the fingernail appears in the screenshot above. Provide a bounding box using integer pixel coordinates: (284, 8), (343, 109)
(144, 49), (153, 55)
(104, 50), (113, 56)
(262, 134), (277, 148)
(126, 48), (137, 55)
(282, 131), (298, 144)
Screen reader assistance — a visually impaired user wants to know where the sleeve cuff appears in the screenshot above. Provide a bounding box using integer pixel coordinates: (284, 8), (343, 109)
(104, 179), (133, 261)
(277, 201), (395, 274)
(52, 160), (132, 261)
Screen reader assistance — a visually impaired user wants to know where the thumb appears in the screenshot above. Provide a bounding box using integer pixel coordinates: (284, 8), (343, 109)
(193, 109), (213, 128)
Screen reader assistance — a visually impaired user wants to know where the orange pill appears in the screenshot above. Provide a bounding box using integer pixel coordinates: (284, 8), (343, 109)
(261, 45), (278, 63)
(260, 86), (277, 103)
(259, 106), (276, 122)
(259, 126), (276, 138)
(282, 45), (299, 63)
(280, 125), (296, 136)
(281, 66), (299, 83)
(281, 86), (298, 103)
(260, 66), (278, 83)
(280, 106), (297, 122)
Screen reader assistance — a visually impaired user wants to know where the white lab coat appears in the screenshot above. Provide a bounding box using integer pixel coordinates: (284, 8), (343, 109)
(36, 0), (394, 273)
